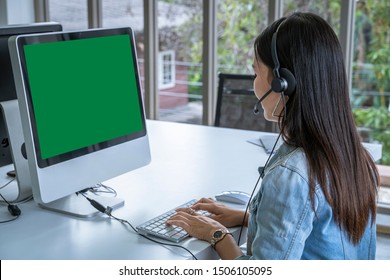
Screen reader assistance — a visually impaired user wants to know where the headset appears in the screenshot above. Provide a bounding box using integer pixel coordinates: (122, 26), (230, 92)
(253, 18), (297, 115)
(270, 21), (296, 96)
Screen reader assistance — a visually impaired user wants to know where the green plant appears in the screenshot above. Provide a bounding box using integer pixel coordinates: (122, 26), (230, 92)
(353, 107), (390, 165)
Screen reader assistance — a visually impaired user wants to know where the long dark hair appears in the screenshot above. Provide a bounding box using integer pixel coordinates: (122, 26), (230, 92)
(254, 12), (378, 244)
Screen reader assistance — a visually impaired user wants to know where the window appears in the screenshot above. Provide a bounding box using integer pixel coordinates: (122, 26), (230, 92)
(351, 0), (390, 167)
(158, 50), (175, 89)
(283, 0), (341, 35)
(101, 0), (145, 95)
(48, 0), (88, 30)
(157, 0), (203, 124)
(36, 0), (389, 140)
(102, 0), (144, 30)
(217, 0), (269, 75)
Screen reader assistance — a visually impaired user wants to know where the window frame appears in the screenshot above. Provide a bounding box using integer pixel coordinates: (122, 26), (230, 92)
(158, 50), (176, 90)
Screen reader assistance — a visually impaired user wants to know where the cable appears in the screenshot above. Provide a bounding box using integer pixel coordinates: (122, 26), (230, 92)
(88, 183), (117, 197)
(78, 192), (198, 260)
(0, 178), (31, 206)
(0, 178), (21, 223)
(0, 213), (19, 223)
(237, 93), (287, 245)
(0, 177), (15, 191)
(237, 130), (282, 245)
(109, 213), (198, 260)
(0, 178), (16, 207)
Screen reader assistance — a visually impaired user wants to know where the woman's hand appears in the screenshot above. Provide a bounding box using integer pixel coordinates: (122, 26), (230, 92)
(191, 197), (248, 227)
(166, 197), (248, 241)
(166, 210), (224, 242)
(167, 198), (246, 259)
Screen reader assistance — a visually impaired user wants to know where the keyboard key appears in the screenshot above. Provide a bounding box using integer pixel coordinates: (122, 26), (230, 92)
(136, 199), (201, 242)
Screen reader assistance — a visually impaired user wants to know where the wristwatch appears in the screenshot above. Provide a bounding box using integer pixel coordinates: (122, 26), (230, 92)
(210, 228), (231, 248)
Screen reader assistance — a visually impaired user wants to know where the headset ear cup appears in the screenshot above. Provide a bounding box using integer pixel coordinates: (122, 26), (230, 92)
(279, 68), (296, 96)
(271, 77), (284, 93)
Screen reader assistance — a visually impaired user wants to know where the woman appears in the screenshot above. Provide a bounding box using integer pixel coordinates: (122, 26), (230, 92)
(167, 12), (379, 260)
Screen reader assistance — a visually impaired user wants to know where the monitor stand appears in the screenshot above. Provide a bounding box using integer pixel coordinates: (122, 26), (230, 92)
(39, 192), (125, 218)
(0, 100), (32, 203)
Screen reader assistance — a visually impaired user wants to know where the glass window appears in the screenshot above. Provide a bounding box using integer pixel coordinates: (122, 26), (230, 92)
(352, 0), (390, 166)
(283, 0), (341, 35)
(157, 0), (203, 124)
(217, 0), (269, 75)
(48, 0), (88, 30)
(102, 0), (144, 30)
(214, 1), (268, 130)
(101, 0), (145, 96)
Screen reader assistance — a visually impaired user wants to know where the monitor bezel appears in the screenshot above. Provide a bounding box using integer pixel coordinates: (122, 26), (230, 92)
(14, 27), (147, 168)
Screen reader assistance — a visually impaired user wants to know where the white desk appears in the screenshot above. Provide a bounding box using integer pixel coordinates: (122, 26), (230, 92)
(2, 120), (389, 260)
(0, 120), (269, 260)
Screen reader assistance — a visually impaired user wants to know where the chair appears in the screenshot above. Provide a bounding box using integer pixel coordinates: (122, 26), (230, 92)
(214, 73), (278, 132)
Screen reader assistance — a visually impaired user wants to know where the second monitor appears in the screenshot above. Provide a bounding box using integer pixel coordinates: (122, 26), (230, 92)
(0, 22), (62, 203)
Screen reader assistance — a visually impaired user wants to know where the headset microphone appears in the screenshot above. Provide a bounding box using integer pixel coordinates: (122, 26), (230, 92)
(253, 88), (272, 115)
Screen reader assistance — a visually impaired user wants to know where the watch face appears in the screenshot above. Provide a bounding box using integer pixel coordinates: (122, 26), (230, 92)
(213, 230), (223, 238)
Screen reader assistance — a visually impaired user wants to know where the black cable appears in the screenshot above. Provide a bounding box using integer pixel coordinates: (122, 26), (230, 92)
(109, 212), (198, 260)
(0, 214), (19, 223)
(78, 192), (198, 260)
(0, 178), (21, 223)
(237, 93), (287, 245)
(0, 190), (11, 204)
(237, 131), (282, 245)
(0, 177), (15, 191)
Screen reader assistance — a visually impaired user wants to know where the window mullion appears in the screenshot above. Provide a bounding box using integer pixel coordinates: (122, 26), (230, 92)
(339, 0), (356, 97)
(87, 0), (102, 29)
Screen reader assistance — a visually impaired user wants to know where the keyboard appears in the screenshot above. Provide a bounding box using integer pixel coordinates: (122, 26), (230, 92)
(136, 199), (208, 243)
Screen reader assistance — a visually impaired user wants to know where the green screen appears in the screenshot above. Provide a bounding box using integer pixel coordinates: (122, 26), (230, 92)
(23, 34), (144, 160)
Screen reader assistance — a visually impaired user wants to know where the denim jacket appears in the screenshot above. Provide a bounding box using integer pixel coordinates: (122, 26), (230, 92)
(237, 143), (376, 260)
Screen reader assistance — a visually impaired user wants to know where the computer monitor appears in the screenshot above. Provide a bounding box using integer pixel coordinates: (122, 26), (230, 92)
(8, 27), (151, 217)
(0, 22), (62, 168)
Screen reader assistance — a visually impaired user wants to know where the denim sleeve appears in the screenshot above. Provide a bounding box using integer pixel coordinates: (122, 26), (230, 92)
(238, 164), (317, 260)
